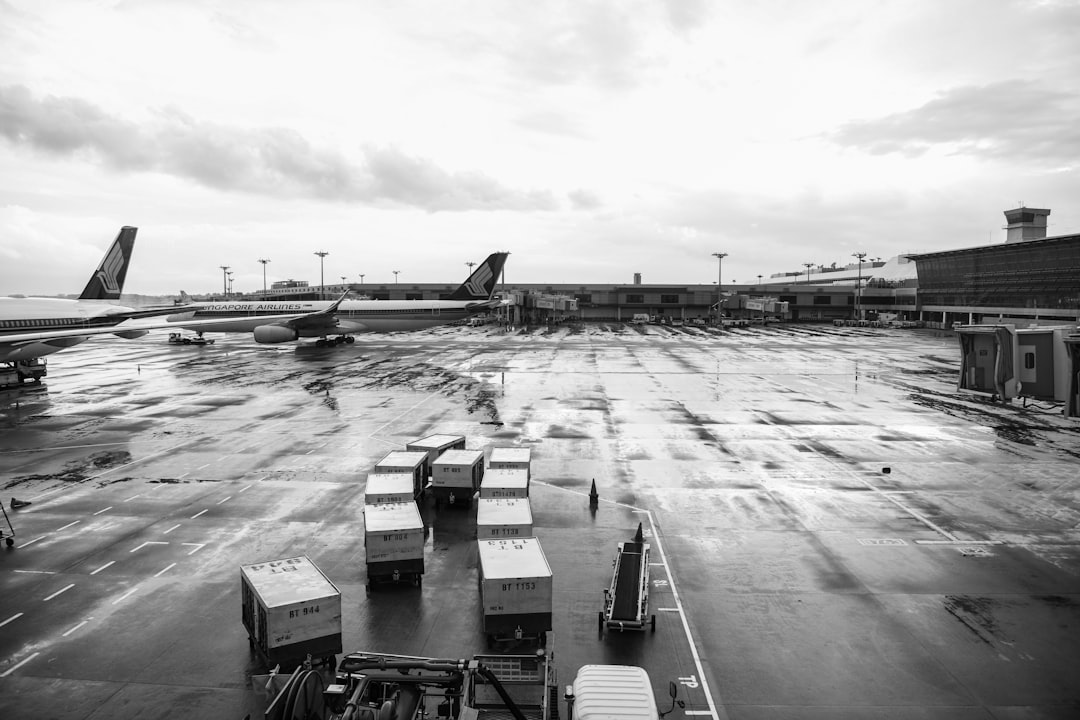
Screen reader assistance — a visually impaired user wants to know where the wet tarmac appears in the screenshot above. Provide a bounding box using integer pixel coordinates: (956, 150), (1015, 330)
(2, 322), (1079, 719)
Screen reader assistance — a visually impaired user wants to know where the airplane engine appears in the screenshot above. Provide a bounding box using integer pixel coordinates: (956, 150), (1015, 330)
(253, 325), (299, 344)
(112, 329), (148, 339)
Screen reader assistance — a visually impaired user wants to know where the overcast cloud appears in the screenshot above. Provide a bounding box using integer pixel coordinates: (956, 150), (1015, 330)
(1, 0), (1078, 295)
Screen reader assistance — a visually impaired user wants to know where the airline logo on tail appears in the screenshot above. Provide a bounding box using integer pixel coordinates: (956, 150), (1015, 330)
(450, 252), (508, 301)
(79, 226), (137, 300)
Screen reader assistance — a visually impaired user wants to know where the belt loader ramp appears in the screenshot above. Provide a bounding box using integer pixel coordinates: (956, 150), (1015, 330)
(599, 524), (655, 633)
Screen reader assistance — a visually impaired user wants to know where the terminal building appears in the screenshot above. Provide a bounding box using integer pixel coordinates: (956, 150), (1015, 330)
(212, 207), (1078, 329)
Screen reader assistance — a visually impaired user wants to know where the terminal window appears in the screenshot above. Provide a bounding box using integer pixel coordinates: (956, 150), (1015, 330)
(661, 294), (679, 304)
(625, 294), (644, 304)
(813, 296), (832, 305)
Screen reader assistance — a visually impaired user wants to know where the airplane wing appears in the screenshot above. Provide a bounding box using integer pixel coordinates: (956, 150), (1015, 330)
(0, 305), (204, 348)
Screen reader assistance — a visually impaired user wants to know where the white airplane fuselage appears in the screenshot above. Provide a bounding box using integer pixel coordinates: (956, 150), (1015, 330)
(0, 297), (140, 362)
(167, 299), (489, 336)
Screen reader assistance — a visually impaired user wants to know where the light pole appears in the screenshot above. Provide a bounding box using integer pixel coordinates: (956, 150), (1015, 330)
(341, 276), (347, 287)
(258, 258), (270, 294)
(803, 263), (813, 284)
(220, 265), (230, 298)
(711, 252), (727, 323)
(393, 270), (400, 284)
(466, 261), (476, 274)
(226, 271), (234, 296)
(757, 274), (764, 323)
(852, 251), (867, 321)
(359, 273), (365, 286)
(314, 250), (329, 300)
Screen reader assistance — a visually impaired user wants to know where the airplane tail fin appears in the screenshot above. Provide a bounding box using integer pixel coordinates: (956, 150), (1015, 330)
(79, 226), (137, 300)
(447, 252), (509, 301)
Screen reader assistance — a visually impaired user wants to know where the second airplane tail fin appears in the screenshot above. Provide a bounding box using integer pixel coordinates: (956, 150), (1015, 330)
(447, 252), (509, 301)
(79, 226), (137, 300)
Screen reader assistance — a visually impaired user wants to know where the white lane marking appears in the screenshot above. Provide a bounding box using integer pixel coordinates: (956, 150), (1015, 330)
(216, 496), (232, 505)
(13, 570), (55, 575)
(90, 561), (115, 575)
(177, 472), (190, 479)
(658, 607), (682, 612)
(163, 524), (181, 534)
(915, 539), (1003, 545)
(0, 613), (24, 628)
(685, 712), (717, 717)
(130, 541), (168, 553)
(43, 583), (75, 601)
(154, 563), (176, 577)
(196, 463), (209, 470)
(62, 619), (90, 637)
(113, 587), (139, 604)
(56, 520), (81, 532)
(0, 652), (40, 678)
(182, 543), (206, 555)
(239, 484), (253, 493)
(190, 509), (208, 519)
(17, 536), (46, 549)
(93, 506), (112, 515)
(123, 494), (141, 503)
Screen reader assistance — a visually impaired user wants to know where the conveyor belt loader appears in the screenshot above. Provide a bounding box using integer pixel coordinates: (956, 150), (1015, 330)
(598, 523), (656, 633)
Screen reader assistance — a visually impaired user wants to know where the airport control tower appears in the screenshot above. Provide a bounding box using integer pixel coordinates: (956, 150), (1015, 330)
(1004, 206), (1051, 243)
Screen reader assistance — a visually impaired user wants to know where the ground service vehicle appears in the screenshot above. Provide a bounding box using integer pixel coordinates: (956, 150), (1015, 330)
(480, 467), (530, 499)
(0, 359), (46, 388)
(406, 434), (467, 468)
(374, 450), (430, 500)
(565, 664), (660, 720)
(264, 648), (558, 720)
(364, 473), (416, 505)
(488, 447), (532, 480)
(430, 448), (485, 507)
(167, 332), (214, 345)
(476, 498), (534, 539)
(240, 556), (342, 671)
(599, 524), (656, 633)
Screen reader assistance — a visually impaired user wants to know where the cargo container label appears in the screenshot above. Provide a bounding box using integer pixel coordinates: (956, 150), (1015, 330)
(289, 605), (320, 619)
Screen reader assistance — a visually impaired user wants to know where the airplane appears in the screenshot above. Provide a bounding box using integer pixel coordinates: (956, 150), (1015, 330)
(0, 226), (190, 372)
(165, 252), (510, 347)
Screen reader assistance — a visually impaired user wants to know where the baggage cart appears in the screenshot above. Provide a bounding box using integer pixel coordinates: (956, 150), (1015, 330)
(599, 524), (655, 633)
(406, 433), (466, 467)
(488, 447), (532, 480)
(430, 448), (485, 508)
(479, 467), (530, 499)
(476, 497), (533, 539)
(478, 537), (552, 648)
(364, 472), (415, 505)
(364, 502), (425, 589)
(374, 450), (429, 500)
(240, 556), (342, 671)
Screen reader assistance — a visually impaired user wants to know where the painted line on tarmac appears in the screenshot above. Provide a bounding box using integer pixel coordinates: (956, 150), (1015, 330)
(0, 652), (39, 678)
(369, 393), (437, 446)
(56, 520), (80, 532)
(17, 536), (46, 549)
(0, 613), (23, 628)
(14, 570), (55, 575)
(124, 494), (142, 503)
(182, 543), (205, 555)
(93, 506), (112, 515)
(164, 524), (181, 534)
(154, 563), (176, 577)
(62, 619), (90, 637)
(131, 541), (168, 553)
(190, 509), (208, 519)
(113, 587), (139, 604)
(43, 583), (75, 601)
(90, 561), (115, 575)
(217, 496), (232, 505)
(239, 484), (253, 493)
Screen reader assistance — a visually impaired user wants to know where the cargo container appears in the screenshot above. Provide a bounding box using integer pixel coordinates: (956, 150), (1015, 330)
(364, 502), (425, 589)
(364, 472), (416, 505)
(240, 555), (342, 671)
(478, 537), (552, 647)
(430, 448), (485, 507)
(488, 447), (532, 480)
(480, 467), (530, 499)
(374, 450), (429, 499)
(477, 498), (534, 539)
(405, 433), (466, 468)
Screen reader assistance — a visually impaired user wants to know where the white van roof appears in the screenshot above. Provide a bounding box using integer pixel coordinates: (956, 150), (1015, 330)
(572, 665), (658, 720)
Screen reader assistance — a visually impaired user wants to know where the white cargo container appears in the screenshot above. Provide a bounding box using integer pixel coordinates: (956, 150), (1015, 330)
(364, 502), (425, 588)
(476, 498), (534, 539)
(240, 555), (342, 670)
(568, 665), (659, 720)
(405, 434), (466, 468)
(479, 467), (530, 499)
(488, 447), (532, 480)
(374, 450), (429, 499)
(478, 537), (552, 647)
(430, 448), (485, 508)
(364, 473), (416, 505)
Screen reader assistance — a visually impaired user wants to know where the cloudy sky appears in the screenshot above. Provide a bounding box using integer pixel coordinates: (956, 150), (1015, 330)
(2, 0), (1079, 296)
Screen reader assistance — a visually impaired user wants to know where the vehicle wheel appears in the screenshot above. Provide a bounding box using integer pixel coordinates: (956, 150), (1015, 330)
(651, 615), (656, 631)
(345, 336), (355, 344)
(182, 338), (191, 344)
(597, 612), (604, 632)
(5, 538), (12, 547)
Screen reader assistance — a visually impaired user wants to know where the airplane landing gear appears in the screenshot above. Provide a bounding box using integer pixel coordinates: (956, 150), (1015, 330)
(314, 335), (354, 348)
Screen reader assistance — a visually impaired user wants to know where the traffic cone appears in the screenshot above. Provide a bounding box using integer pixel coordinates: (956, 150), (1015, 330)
(10, 498), (30, 509)
(634, 523), (644, 544)
(589, 479), (599, 508)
